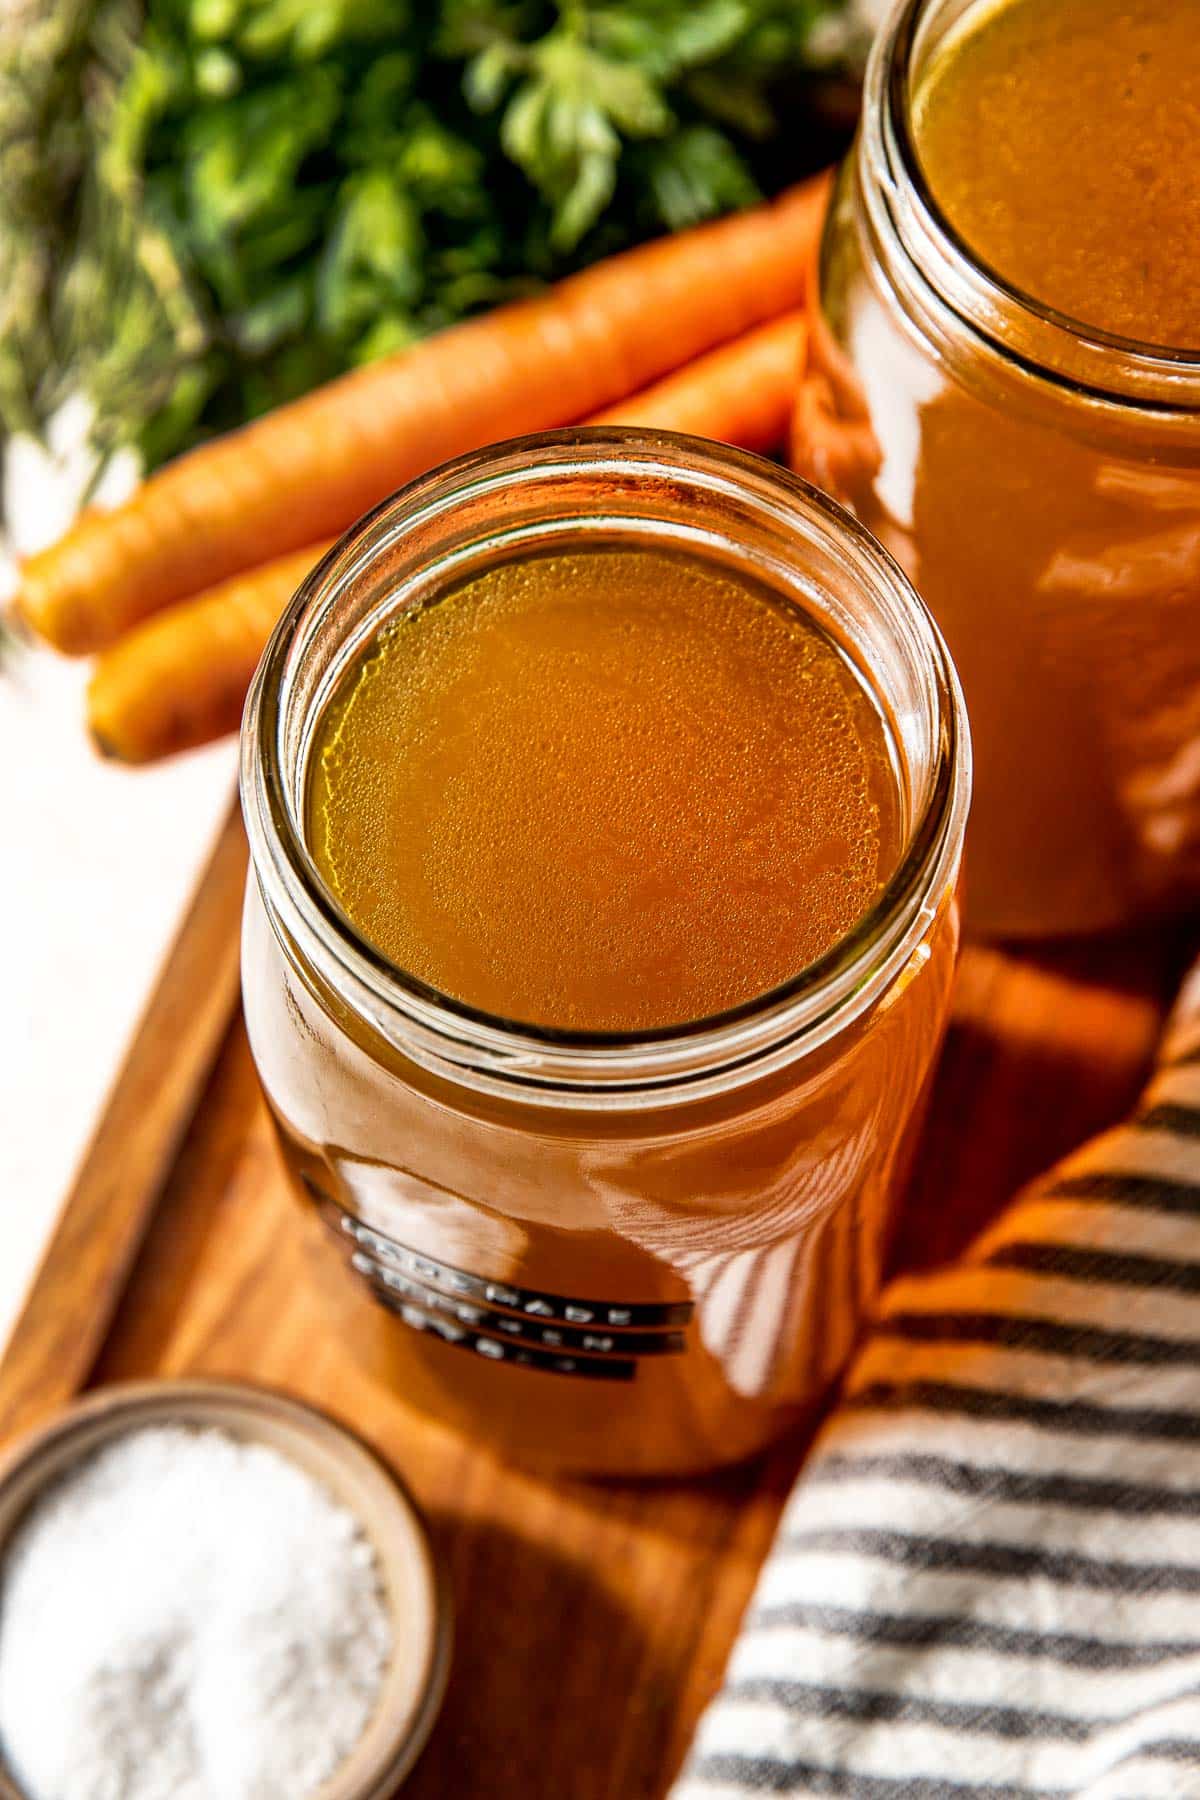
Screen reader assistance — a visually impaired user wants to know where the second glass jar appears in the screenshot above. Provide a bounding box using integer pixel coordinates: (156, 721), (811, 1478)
(797, 0), (1200, 938)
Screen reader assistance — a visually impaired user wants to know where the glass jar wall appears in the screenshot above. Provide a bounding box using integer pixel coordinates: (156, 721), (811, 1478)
(797, 0), (1200, 938)
(240, 433), (969, 1475)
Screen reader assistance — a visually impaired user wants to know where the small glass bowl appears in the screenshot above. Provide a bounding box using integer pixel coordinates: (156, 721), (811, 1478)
(0, 1378), (451, 1800)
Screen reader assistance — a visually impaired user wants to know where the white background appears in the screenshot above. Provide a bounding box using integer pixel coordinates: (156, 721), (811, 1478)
(0, 646), (235, 1347)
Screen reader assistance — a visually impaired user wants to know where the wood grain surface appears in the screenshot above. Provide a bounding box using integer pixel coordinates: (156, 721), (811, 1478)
(0, 806), (246, 1444)
(0, 826), (1190, 1797)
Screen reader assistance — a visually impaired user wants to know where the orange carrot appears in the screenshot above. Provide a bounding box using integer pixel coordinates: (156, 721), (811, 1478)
(23, 176), (830, 655)
(592, 312), (806, 453)
(789, 369), (881, 504)
(85, 306), (813, 764)
(87, 544), (331, 763)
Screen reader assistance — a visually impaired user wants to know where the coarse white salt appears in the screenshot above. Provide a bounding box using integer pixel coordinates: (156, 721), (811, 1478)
(0, 1424), (394, 1800)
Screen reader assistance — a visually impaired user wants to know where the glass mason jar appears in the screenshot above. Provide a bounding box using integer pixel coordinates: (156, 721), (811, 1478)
(797, 0), (1200, 939)
(240, 431), (969, 1476)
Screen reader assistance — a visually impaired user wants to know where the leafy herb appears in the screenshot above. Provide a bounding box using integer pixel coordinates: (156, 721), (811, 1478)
(0, 0), (855, 471)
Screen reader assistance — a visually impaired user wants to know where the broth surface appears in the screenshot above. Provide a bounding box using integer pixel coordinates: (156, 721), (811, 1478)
(306, 544), (902, 1032)
(915, 0), (1200, 348)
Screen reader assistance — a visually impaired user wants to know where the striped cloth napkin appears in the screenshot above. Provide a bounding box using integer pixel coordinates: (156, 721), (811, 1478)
(672, 958), (1200, 1800)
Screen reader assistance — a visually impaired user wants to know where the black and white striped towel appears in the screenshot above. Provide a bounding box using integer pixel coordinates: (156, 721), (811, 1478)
(672, 958), (1200, 1800)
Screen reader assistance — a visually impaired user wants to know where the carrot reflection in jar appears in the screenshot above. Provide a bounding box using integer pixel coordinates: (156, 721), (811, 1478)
(796, 0), (1200, 939)
(240, 432), (969, 1475)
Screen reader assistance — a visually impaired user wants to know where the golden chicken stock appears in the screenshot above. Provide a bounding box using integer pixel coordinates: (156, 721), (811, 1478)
(240, 435), (969, 1473)
(799, 0), (1200, 936)
(306, 545), (902, 1034)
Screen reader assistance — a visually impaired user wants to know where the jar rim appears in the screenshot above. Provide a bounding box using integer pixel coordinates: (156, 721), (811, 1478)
(866, 0), (1200, 406)
(241, 430), (969, 1102)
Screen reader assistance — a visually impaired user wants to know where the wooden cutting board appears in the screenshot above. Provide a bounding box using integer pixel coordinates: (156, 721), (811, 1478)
(0, 819), (1187, 1799)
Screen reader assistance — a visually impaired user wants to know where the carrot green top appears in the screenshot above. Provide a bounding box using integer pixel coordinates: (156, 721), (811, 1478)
(914, 0), (1200, 350)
